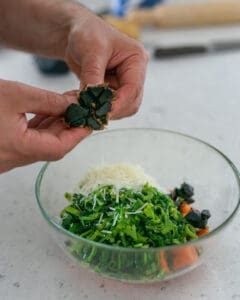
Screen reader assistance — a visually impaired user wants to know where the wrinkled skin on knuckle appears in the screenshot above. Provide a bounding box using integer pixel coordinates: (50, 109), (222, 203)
(81, 62), (103, 78)
(126, 39), (146, 55)
(67, 34), (110, 80)
(42, 91), (70, 114)
(127, 43), (149, 70)
(43, 91), (60, 109)
(126, 84), (142, 104)
(68, 20), (110, 61)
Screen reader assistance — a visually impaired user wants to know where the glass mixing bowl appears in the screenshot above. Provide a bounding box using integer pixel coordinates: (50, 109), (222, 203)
(35, 128), (240, 283)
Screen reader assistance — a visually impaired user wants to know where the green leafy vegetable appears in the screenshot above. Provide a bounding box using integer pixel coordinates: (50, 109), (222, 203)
(61, 184), (197, 247)
(60, 183), (209, 281)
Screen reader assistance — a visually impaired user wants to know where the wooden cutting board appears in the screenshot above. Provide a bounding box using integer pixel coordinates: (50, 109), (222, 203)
(128, 1), (240, 28)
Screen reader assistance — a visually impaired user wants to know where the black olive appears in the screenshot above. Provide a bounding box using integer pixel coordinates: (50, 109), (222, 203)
(200, 219), (208, 228)
(179, 182), (194, 198)
(185, 209), (202, 228)
(185, 198), (195, 204)
(201, 209), (211, 220)
(169, 189), (177, 201)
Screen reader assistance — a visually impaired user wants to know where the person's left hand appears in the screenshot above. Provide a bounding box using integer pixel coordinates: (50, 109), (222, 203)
(0, 80), (91, 173)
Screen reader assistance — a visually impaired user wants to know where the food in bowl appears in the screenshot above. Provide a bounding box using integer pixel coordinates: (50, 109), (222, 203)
(36, 129), (240, 282)
(60, 163), (211, 279)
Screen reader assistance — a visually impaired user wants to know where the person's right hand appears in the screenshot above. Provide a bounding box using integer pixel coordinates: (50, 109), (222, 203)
(0, 79), (91, 173)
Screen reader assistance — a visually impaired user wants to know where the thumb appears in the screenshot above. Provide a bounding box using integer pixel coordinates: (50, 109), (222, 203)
(79, 51), (108, 88)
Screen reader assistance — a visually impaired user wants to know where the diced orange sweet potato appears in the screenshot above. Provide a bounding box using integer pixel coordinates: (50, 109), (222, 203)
(180, 202), (192, 217)
(171, 246), (199, 270)
(159, 250), (170, 273)
(197, 228), (209, 237)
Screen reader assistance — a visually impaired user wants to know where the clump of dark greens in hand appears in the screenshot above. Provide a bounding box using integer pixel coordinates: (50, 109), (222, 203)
(64, 84), (115, 130)
(61, 184), (197, 248)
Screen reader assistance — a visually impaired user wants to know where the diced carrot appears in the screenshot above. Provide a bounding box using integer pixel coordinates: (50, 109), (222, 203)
(159, 250), (170, 273)
(180, 202), (191, 217)
(171, 246), (199, 270)
(197, 228), (209, 237)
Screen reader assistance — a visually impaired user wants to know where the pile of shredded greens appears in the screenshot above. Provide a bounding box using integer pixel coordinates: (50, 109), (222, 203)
(61, 184), (197, 248)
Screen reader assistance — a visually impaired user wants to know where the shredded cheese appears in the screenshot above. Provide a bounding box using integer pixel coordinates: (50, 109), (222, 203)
(78, 163), (160, 195)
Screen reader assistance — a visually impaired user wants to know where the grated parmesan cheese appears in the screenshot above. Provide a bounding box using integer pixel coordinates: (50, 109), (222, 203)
(77, 163), (161, 195)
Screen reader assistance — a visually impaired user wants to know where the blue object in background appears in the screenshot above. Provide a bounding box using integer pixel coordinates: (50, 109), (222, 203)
(140, 0), (163, 8)
(111, 0), (164, 17)
(111, 0), (128, 17)
(33, 56), (69, 75)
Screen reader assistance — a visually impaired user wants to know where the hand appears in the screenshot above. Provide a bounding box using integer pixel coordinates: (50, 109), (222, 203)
(65, 10), (148, 119)
(0, 1), (148, 119)
(0, 80), (91, 173)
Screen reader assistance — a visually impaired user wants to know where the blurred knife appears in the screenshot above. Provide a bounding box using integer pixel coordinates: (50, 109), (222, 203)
(153, 39), (240, 59)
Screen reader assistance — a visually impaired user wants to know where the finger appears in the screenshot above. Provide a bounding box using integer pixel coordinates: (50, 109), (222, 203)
(110, 89), (143, 120)
(57, 127), (92, 154)
(37, 117), (59, 130)
(28, 90), (79, 128)
(79, 52), (109, 87)
(46, 119), (67, 135)
(22, 127), (91, 161)
(4, 80), (77, 115)
(66, 54), (82, 80)
(63, 90), (79, 97)
(104, 74), (119, 90)
(67, 31), (111, 87)
(28, 115), (47, 128)
(67, 49), (108, 88)
(110, 52), (147, 119)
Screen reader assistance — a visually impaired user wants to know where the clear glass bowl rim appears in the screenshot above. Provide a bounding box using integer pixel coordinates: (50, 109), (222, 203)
(35, 128), (240, 253)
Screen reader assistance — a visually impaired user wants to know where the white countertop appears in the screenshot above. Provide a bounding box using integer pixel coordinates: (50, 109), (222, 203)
(1, 14), (240, 300)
